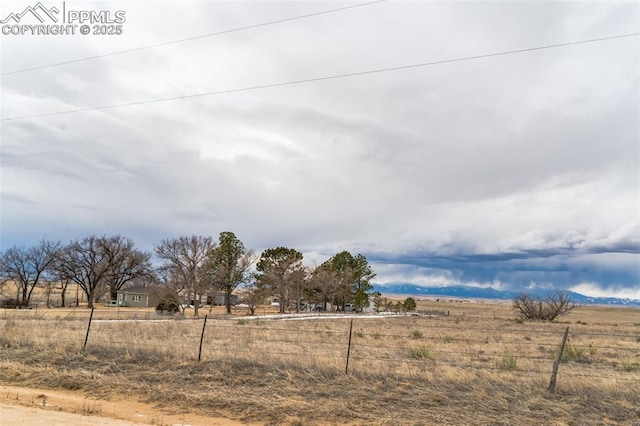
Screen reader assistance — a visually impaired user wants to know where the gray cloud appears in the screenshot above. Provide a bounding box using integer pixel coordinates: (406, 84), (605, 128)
(1, 0), (638, 298)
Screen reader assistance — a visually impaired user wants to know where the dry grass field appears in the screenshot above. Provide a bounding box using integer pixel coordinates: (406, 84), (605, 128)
(0, 299), (639, 425)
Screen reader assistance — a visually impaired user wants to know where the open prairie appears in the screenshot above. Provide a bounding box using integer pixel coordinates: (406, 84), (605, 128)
(1, 300), (638, 425)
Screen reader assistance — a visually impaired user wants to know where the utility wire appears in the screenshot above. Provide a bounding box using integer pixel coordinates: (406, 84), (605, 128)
(0, 0), (387, 76)
(2, 32), (638, 122)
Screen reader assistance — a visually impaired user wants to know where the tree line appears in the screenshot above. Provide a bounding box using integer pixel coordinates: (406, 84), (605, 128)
(0, 233), (376, 317)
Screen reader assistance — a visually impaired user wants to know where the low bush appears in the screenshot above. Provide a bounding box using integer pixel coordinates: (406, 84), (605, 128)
(407, 346), (432, 360)
(513, 291), (575, 321)
(155, 296), (180, 313)
(499, 355), (518, 370)
(1, 298), (20, 309)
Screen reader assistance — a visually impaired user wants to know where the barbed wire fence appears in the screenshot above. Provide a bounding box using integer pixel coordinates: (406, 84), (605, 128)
(4, 308), (634, 392)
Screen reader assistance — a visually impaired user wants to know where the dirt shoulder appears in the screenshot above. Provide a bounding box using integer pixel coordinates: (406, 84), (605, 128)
(0, 385), (249, 426)
(0, 402), (143, 426)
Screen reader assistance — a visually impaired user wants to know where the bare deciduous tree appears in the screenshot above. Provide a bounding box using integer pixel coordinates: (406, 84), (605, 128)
(155, 267), (184, 313)
(154, 236), (214, 318)
(290, 267), (310, 313)
(513, 291), (576, 321)
(101, 235), (153, 301)
(57, 235), (150, 308)
(308, 263), (341, 310)
(57, 237), (110, 308)
(241, 279), (269, 316)
(51, 253), (73, 307)
(0, 240), (61, 307)
(43, 279), (55, 308)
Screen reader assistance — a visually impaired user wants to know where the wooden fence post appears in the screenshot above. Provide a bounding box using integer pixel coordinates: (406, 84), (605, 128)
(345, 319), (354, 375)
(548, 326), (569, 393)
(198, 315), (208, 361)
(83, 308), (94, 350)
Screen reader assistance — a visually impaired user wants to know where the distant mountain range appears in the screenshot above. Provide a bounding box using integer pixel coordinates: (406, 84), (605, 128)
(372, 283), (640, 307)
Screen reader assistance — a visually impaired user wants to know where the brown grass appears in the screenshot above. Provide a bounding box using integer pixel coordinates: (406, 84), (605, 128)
(0, 301), (639, 425)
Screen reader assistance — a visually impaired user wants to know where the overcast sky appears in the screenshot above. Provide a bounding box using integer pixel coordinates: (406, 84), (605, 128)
(1, 0), (638, 298)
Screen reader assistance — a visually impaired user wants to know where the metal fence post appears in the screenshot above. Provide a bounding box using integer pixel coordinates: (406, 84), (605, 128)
(83, 308), (95, 350)
(345, 319), (353, 375)
(198, 315), (208, 361)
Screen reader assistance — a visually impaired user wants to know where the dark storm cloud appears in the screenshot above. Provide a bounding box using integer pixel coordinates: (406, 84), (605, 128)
(1, 0), (638, 298)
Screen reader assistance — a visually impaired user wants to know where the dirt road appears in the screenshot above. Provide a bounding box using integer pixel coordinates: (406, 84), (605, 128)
(1, 403), (145, 425)
(0, 385), (248, 426)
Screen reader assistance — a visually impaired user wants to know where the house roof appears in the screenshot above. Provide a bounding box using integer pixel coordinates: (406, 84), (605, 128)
(117, 285), (155, 295)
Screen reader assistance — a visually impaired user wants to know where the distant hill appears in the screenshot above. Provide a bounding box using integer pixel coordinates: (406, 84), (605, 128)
(372, 283), (640, 307)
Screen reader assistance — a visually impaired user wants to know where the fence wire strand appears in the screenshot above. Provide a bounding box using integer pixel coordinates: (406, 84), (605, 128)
(5, 312), (639, 386)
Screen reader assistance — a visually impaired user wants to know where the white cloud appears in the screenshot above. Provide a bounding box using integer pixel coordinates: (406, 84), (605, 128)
(1, 0), (638, 296)
(570, 282), (640, 300)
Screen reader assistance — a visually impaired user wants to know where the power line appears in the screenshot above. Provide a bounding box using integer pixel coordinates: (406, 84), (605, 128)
(2, 32), (637, 122)
(0, 0), (388, 76)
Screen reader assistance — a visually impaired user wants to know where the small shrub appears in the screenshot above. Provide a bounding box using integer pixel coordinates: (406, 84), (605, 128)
(567, 345), (585, 360)
(355, 330), (364, 338)
(155, 295), (180, 313)
(499, 355), (518, 370)
(512, 291), (575, 321)
(410, 330), (423, 339)
(407, 346), (432, 360)
(560, 342), (587, 362)
(618, 360), (640, 372)
(373, 332), (381, 340)
(1, 298), (20, 309)
(442, 336), (453, 344)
